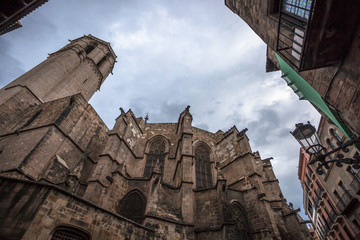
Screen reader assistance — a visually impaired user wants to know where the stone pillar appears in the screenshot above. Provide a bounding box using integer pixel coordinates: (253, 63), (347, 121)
(177, 106), (195, 223)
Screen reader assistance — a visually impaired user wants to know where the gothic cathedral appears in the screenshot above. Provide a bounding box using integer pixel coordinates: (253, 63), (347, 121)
(0, 35), (310, 240)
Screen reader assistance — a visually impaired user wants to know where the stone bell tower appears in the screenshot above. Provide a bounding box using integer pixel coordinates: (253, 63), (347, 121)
(0, 34), (116, 124)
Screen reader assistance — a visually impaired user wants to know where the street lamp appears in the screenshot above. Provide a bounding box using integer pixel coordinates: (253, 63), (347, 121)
(291, 122), (360, 175)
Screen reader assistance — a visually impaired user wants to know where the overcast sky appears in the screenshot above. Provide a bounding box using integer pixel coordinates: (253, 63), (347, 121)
(0, 0), (320, 219)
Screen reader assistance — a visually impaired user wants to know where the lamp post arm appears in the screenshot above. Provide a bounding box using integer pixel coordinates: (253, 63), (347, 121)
(308, 136), (360, 165)
(315, 158), (360, 175)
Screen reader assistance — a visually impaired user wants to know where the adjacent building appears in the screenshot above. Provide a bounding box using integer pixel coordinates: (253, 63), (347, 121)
(225, 0), (360, 140)
(298, 117), (360, 240)
(0, 35), (311, 239)
(0, 0), (49, 35)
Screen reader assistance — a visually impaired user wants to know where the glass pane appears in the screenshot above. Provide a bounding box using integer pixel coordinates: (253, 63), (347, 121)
(282, 0), (312, 19)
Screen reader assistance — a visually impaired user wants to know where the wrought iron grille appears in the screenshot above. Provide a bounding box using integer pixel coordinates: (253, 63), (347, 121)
(51, 227), (90, 240)
(276, 0), (315, 70)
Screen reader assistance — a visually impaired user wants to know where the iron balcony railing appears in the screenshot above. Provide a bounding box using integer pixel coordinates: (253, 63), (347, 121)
(336, 190), (353, 213)
(349, 174), (360, 195)
(276, 0), (315, 71)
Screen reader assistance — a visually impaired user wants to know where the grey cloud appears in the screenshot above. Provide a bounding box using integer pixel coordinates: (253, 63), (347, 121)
(243, 107), (281, 146)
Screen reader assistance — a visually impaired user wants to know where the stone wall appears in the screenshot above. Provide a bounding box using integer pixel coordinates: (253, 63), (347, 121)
(0, 177), (158, 240)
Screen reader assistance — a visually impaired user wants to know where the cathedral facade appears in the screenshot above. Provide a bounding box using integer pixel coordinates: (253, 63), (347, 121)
(0, 35), (310, 240)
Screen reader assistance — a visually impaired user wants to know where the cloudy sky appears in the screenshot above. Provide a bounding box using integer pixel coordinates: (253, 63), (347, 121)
(0, 0), (320, 219)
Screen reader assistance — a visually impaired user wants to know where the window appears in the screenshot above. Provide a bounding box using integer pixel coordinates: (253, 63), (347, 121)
(117, 190), (146, 223)
(84, 42), (97, 54)
(333, 190), (341, 199)
(51, 226), (90, 240)
(326, 139), (336, 149)
(330, 129), (342, 143)
(230, 203), (250, 240)
(278, 226), (290, 240)
(307, 200), (313, 217)
(195, 145), (212, 189)
(327, 199), (337, 217)
(316, 180), (324, 192)
(347, 165), (360, 183)
(282, 0), (312, 20)
(97, 53), (110, 68)
(338, 180), (352, 197)
(144, 138), (165, 177)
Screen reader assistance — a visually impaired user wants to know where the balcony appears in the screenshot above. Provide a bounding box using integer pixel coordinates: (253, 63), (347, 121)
(349, 174), (360, 195)
(276, 0), (360, 71)
(336, 189), (358, 215)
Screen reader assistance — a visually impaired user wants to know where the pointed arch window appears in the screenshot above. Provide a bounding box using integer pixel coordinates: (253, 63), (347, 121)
(144, 138), (165, 177)
(117, 190), (146, 223)
(278, 225), (290, 240)
(195, 145), (212, 189)
(51, 225), (90, 240)
(230, 202), (250, 240)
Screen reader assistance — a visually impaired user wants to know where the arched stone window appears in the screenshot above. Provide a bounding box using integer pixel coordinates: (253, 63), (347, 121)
(84, 42), (97, 54)
(144, 138), (166, 177)
(117, 190), (146, 223)
(195, 144), (212, 189)
(278, 225), (290, 240)
(326, 138), (336, 149)
(230, 202), (250, 240)
(51, 225), (90, 240)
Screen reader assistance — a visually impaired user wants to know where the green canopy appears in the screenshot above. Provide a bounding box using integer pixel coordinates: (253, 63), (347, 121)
(275, 53), (352, 140)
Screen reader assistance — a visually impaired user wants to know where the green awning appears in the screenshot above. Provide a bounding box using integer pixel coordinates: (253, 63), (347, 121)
(275, 53), (352, 140)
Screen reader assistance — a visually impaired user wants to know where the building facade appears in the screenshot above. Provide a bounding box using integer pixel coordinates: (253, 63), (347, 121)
(0, 35), (311, 240)
(298, 117), (360, 240)
(225, 0), (360, 139)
